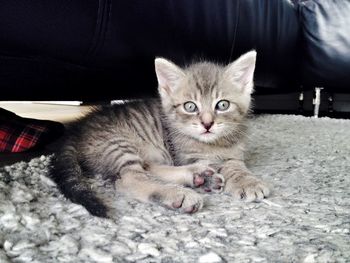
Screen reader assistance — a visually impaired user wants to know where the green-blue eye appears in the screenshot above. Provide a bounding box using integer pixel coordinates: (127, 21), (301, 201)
(184, 101), (198, 113)
(216, 100), (230, 111)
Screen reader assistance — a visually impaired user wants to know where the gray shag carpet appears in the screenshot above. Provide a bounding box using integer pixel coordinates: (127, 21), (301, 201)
(1, 115), (350, 263)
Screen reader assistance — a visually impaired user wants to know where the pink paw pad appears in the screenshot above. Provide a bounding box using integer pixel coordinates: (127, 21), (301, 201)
(194, 173), (205, 186)
(184, 205), (198, 213)
(172, 199), (183, 208)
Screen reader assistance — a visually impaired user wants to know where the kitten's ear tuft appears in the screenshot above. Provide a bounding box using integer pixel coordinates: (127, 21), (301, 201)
(224, 50), (257, 94)
(155, 58), (185, 97)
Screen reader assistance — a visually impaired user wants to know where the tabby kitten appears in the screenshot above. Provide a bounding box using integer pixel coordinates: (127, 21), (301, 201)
(51, 51), (270, 217)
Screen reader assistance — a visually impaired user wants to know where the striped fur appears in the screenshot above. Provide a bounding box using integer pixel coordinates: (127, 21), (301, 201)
(51, 51), (270, 217)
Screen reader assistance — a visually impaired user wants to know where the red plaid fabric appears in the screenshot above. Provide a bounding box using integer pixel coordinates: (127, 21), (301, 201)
(0, 108), (64, 153)
(0, 123), (48, 152)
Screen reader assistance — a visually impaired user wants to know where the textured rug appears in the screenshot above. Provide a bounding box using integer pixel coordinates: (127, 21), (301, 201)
(1, 115), (349, 263)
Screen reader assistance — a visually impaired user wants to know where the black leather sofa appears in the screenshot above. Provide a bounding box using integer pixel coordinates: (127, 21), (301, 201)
(1, 0), (349, 117)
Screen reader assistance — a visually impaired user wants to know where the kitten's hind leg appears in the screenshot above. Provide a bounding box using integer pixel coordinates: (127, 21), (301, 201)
(117, 166), (203, 213)
(145, 163), (225, 193)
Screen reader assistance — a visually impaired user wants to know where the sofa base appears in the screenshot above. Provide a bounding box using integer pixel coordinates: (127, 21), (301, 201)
(254, 91), (350, 119)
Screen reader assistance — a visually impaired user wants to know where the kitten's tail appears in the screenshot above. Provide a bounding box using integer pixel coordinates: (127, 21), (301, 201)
(50, 140), (108, 218)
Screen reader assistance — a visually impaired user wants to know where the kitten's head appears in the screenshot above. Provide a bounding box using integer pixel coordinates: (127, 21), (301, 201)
(155, 51), (256, 144)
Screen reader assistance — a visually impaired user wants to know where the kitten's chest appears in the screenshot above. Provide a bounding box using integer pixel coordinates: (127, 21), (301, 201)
(171, 137), (245, 165)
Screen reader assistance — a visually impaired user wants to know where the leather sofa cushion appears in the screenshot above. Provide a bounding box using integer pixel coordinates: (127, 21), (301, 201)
(0, 0), (300, 100)
(299, 0), (350, 91)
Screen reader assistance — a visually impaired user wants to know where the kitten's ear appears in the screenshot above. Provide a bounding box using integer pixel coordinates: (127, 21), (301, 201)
(224, 50), (257, 94)
(155, 58), (185, 97)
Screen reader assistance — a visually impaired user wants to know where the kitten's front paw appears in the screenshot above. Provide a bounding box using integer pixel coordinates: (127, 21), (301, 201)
(225, 175), (270, 202)
(151, 188), (203, 213)
(193, 171), (225, 194)
(188, 165), (225, 193)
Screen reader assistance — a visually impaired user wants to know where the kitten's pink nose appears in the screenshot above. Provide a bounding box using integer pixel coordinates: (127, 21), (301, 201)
(202, 121), (214, 131)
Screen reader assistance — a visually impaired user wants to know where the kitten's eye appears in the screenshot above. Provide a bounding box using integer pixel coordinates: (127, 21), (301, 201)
(216, 100), (230, 111)
(184, 101), (198, 113)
